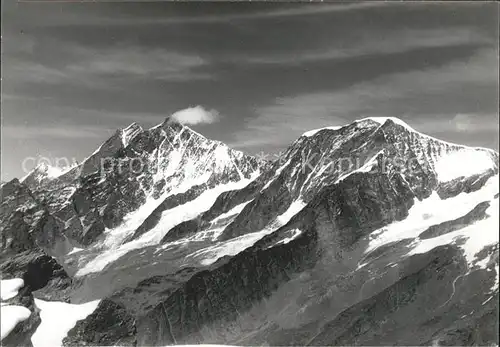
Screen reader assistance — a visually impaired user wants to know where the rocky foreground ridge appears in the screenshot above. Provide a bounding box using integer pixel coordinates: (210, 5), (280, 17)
(1, 117), (498, 346)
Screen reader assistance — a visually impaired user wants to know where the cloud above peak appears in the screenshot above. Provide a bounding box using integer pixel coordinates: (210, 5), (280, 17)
(171, 106), (220, 125)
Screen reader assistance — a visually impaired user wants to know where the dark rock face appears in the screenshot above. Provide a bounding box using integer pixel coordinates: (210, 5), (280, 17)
(80, 124), (141, 177)
(0, 179), (68, 256)
(305, 170), (415, 249)
(425, 307), (499, 346)
(0, 180), (71, 288)
(109, 266), (198, 317)
(63, 299), (137, 347)
(70, 169), (148, 245)
(23, 254), (70, 293)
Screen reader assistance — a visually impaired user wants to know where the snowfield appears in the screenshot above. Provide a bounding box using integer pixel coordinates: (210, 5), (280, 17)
(1, 278), (24, 301)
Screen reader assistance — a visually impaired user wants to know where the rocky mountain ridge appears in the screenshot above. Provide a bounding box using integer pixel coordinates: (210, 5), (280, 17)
(1, 117), (498, 346)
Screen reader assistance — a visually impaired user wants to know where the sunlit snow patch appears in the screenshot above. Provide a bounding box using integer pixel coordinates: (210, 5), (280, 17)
(211, 201), (251, 224)
(0, 305), (31, 340)
(31, 299), (100, 347)
(434, 149), (495, 182)
(187, 200), (306, 265)
(1, 278), (24, 301)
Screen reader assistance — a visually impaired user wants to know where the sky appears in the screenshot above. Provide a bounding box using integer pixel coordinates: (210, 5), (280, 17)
(1, 1), (499, 181)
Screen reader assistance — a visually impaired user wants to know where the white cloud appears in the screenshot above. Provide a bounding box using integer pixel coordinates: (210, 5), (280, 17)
(171, 106), (220, 125)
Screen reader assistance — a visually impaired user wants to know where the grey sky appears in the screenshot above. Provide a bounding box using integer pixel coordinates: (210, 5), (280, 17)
(1, 1), (498, 180)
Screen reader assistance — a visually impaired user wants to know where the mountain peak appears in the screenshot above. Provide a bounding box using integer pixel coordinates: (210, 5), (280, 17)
(150, 116), (181, 129)
(300, 116), (497, 154)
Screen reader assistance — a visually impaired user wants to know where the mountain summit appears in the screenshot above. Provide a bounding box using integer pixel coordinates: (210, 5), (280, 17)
(1, 117), (498, 347)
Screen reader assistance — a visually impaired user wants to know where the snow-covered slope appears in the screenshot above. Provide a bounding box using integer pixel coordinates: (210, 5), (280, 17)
(62, 117), (265, 276)
(76, 175), (259, 276)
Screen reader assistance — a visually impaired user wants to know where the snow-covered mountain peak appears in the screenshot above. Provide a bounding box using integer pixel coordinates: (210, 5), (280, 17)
(297, 116), (497, 159)
(263, 116), (499, 205)
(2, 113), (499, 347)
(358, 116), (416, 130)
